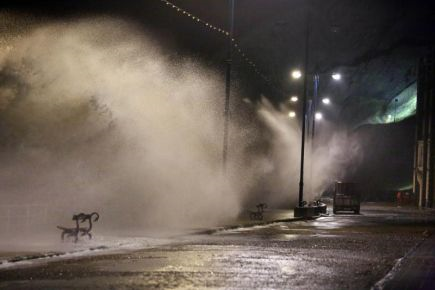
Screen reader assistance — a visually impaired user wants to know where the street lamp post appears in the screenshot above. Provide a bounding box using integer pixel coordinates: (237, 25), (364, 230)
(297, 11), (310, 209)
(294, 71), (339, 204)
(293, 9), (341, 216)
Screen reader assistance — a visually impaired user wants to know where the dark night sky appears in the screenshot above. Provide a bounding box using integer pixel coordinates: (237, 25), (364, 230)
(2, 0), (435, 109)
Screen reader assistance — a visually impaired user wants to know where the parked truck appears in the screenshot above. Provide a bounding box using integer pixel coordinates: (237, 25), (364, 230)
(333, 182), (361, 214)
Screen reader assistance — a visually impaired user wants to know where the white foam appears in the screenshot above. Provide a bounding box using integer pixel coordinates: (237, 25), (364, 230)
(0, 236), (172, 270)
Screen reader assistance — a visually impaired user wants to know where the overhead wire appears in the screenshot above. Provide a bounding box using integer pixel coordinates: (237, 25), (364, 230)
(157, 0), (286, 98)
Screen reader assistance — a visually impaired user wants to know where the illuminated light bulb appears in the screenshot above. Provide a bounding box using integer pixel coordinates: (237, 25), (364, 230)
(291, 70), (302, 79)
(315, 112), (323, 120)
(288, 111), (296, 118)
(332, 73), (341, 80)
(290, 96), (298, 102)
(322, 98), (331, 105)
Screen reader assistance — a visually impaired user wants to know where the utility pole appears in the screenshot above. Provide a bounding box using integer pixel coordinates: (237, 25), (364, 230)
(223, 0), (235, 172)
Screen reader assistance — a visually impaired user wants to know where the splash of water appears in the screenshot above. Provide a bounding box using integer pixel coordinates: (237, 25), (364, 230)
(0, 15), (362, 245)
(0, 17), (249, 232)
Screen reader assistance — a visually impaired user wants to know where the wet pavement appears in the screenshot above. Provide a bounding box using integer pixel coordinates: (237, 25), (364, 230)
(0, 203), (434, 289)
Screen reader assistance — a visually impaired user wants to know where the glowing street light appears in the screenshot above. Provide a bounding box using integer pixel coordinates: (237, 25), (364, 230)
(291, 70), (302, 79)
(290, 96), (299, 102)
(321, 97), (331, 105)
(331, 73), (341, 80)
(288, 111), (296, 118)
(315, 112), (323, 120)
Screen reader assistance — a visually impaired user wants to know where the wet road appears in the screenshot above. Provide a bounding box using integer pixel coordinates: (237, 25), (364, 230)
(0, 204), (434, 289)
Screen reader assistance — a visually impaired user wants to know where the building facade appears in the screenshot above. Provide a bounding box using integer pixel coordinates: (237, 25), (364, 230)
(414, 48), (435, 208)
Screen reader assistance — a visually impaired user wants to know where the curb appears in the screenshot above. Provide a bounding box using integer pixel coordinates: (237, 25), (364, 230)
(200, 215), (324, 235)
(371, 230), (435, 290)
(0, 246), (108, 269)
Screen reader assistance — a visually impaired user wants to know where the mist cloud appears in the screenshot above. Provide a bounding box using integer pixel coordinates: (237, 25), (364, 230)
(0, 15), (362, 243)
(0, 17), (247, 232)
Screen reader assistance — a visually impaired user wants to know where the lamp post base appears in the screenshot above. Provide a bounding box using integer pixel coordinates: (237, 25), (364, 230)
(294, 203), (328, 218)
(294, 206), (315, 217)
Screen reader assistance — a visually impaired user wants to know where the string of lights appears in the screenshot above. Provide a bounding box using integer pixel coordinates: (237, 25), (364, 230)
(157, 0), (286, 97)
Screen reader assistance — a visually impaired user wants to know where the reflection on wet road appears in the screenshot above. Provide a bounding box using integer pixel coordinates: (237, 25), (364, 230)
(0, 204), (434, 289)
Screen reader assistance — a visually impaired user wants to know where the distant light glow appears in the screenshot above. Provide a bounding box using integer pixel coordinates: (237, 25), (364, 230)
(291, 70), (302, 79)
(288, 111), (296, 118)
(290, 96), (298, 102)
(331, 73), (341, 80)
(322, 98), (331, 105)
(387, 114), (393, 120)
(315, 112), (323, 120)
